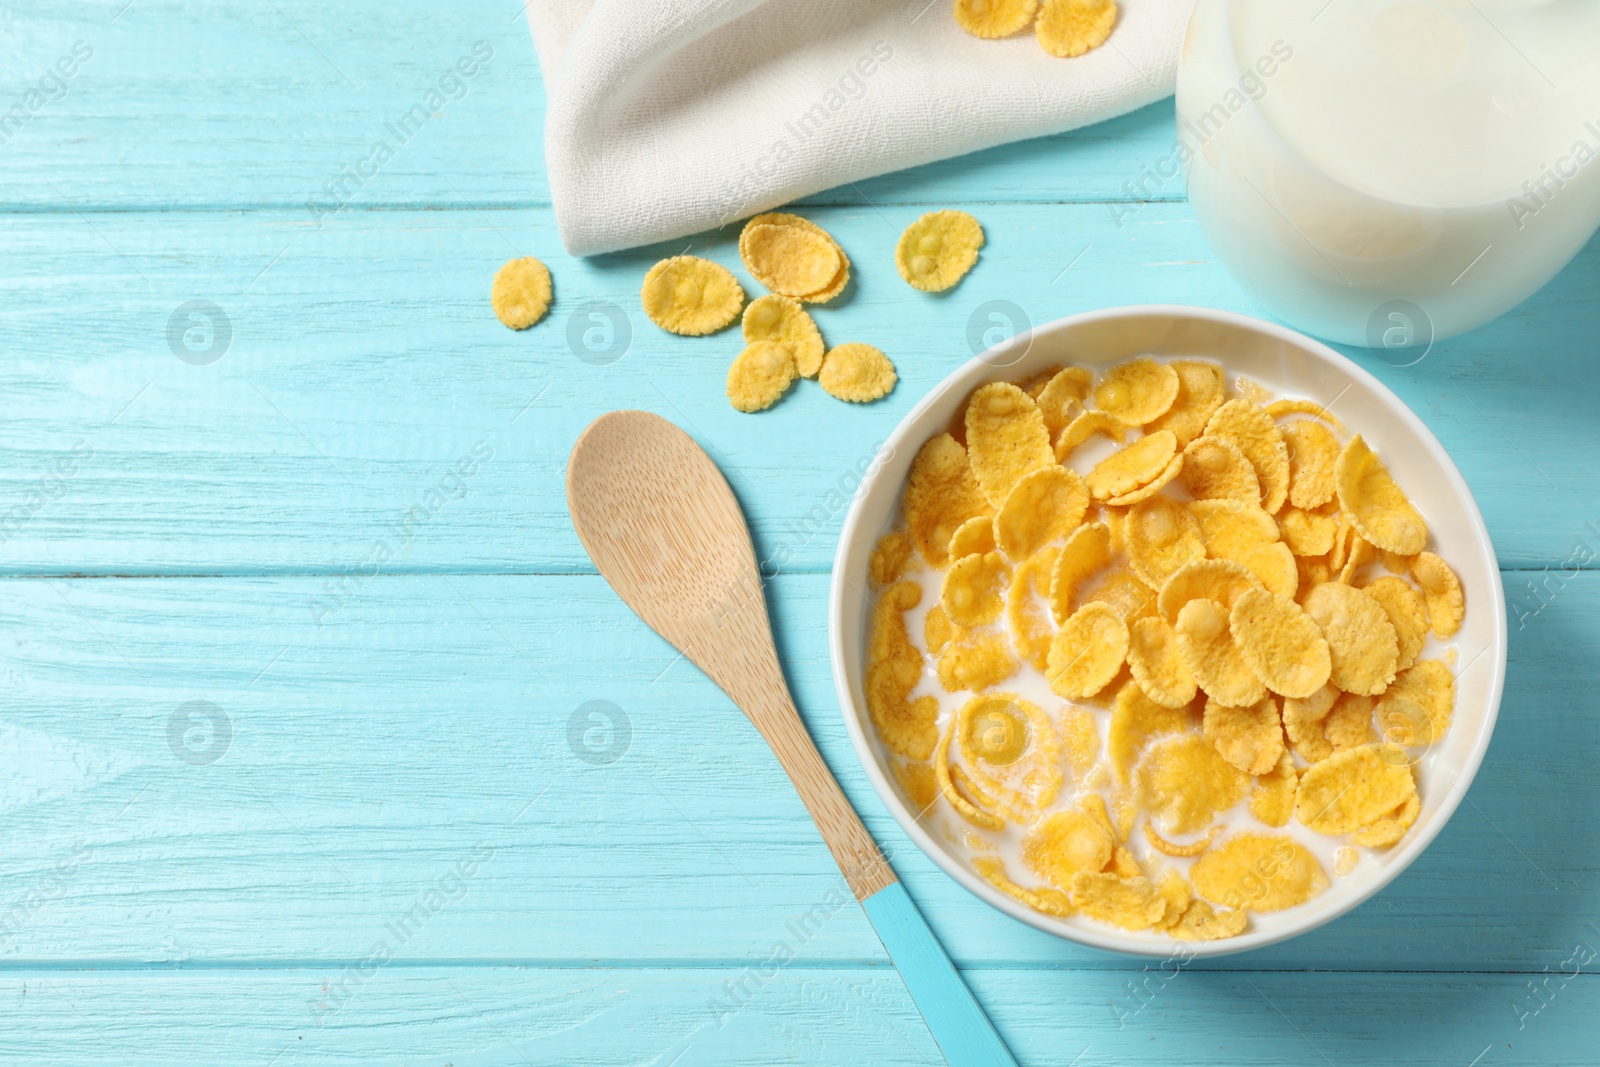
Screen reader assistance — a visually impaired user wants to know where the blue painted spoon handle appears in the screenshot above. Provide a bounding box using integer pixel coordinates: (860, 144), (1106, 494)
(862, 880), (1019, 1067)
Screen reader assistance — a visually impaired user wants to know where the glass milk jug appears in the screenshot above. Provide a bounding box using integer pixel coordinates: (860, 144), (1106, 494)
(1177, 0), (1600, 350)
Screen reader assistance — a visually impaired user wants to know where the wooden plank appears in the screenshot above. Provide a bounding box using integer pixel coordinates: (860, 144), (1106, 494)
(0, 571), (1593, 971)
(1, 966), (1595, 1065)
(0, 204), (1593, 575)
(0, 2), (1181, 212)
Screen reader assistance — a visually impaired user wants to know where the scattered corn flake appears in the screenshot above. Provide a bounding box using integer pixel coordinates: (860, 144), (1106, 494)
(1179, 435), (1262, 504)
(949, 514), (998, 561)
(956, 694), (1064, 818)
(1265, 398), (1346, 433)
(1175, 598), (1267, 707)
(1086, 430), (1179, 501)
(1190, 832), (1329, 912)
(1020, 364), (1065, 400)
(1302, 582), (1400, 696)
(490, 256), (553, 329)
(1046, 601), (1129, 699)
(954, 0), (1041, 38)
(938, 747), (1007, 830)
(1296, 555), (1333, 600)
(1296, 743), (1417, 835)
(1335, 435), (1428, 555)
(1203, 694), (1284, 775)
(1278, 505), (1338, 557)
(942, 550), (1011, 627)
(1228, 587), (1332, 699)
(1349, 793), (1421, 848)
(726, 340), (796, 412)
(1157, 558), (1261, 625)
(1375, 658), (1455, 746)
(937, 631), (1019, 692)
(1106, 456), (1182, 506)
(740, 212), (850, 302)
(1169, 898), (1249, 940)
(1082, 564), (1159, 626)
(1334, 845), (1361, 876)
(905, 433), (992, 568)
(1282, 683), (1338, 763)
(1204, 399), (1291, 513)
(865, 581), (938, 760)
(1282, 418), (1340, 510)
(1054, 410), (1127, 462)
(869, 530), (916, 587)
(1234, 540), (1299, 601)
(1135, 733), (1250, 835)
(1250, 752), (1298, 828)
(742, 294), (824, 377)
(1035, 366), (1092, 436)
(1145, 823), (1214, 858)
(892, 760), (940, 814)
(1362, 575), (1428, 672)
(1093, 358), (1180, 427)
(1381, 548), (1420, 575)
(819, 342), (897, 402)
(1190, 499), (1279, 560)
(1037, 0), (1120, 58)
(965, 382), (1055, 507)
(1125, 495), (1206, 591)
(1107, 845), (1142, 879)
(1070, 871), (1165, 930)
(1024, 799), (1117, 890)
(1048, 521), (1112, 624)
(742, 222), (842, 299)
(641, 255), (745, 335)
(1108, 679), (1201, 786)
(1128, 615), (1199, 708)
(1007, 545), (1060, 672)
(1147, 360), (1225, 448)
(1412, 551), (1465, 638)
(1154, 868), (1193, 929)
(1338, 534), (1375, 585)
(994, 465), (1088, 560)
(924, 603), (960, 655)
(1061, 706), (1101, 777)
(1324, 692), (1376, 751)
(1328, 512), (1355, 573)
(974, 855), (1076, 916)
(896, 210), (985, 292)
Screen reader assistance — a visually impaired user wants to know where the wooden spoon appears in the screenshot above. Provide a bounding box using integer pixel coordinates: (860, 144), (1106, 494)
(568, 410), (1016, 1067)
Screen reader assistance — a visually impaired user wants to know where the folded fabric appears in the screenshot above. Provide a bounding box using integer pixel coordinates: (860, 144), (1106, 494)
(526, 0), (1196, 255)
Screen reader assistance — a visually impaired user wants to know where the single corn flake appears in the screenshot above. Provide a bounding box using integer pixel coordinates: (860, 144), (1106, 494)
(1282, 418), (1340, 510)
(1180, 435), (1262, 504)
(1007, 545), (1060, 672)
(973, 856), (1075, 917)
(1047, 601), (1129, 699)
(742, 294), (825, 377)
(1128, 615), (1199, 708)
(1037, 0), (1120, 58)
(1024, 799), (1117, 890)
(1108, 680), (1200, 786)
(1296, 743), (1417, 835)
(1282, 683), (1338, 763)
(904, 433), (991, 568)
(1324, 692), (1376, 751)
(937, 630), (1020, 692)
(740, 213), (849, 302)
(1106, 455), (1183, 506)
(742, 222), (842, 299)
(1158, 558), (1261, 625)
(1070, 871), (1166, 930)
(1265, 398), (1346, 433)
(949, 514), (998, 561)
(896, 210), (985, 292)
(1054, 410), (1127, 461)
(491, 256), (553, 329)
(869, 530), (916, 587)
(1049, 521), (1112, 623)
(965, 382), (1055, 507)
(819, 342), (897, 403)
(1125, 495), (1206, 592)
(994, 465), (1088, 560)
(865, 581), (938, 760)
(1362, 575), (1429, 672)
(1335, 435), (1428, 555)
(1093, 358), (1180, 427)
(954, 0), (1040, 38)
(1146, 824), (1214, 858)
(1035, 366), (1092, 436)
(1228, 588), (1332, 699)
(1375, 658), (1455, 746)
(1278, 505), (1338, 557)
(1190, 832), (1329, 912)
(1349, 793), (1421, 848)
(1203, 694), (1284, 776)
(1204, 399), (1291, 513)
(1190, 499), (1279, 560)
(1135, 733), (1250, 835)
(1175, 598), (1267, 707)
(941, 550), (1010, 627)
(641, 255), (745, 335)
(1411, 551), (1465, 638)
(1302, 582), (1400, 695)
(1169, 898), (1248, 940)
(1086, 430), (1179, 501)
(1250, 752), (1298, 828)
(726, 340), (796, 412)
(1147, 360), (1225, 447)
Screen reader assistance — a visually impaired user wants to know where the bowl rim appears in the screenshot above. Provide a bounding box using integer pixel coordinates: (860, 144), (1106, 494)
(828, 303), (1507, 958)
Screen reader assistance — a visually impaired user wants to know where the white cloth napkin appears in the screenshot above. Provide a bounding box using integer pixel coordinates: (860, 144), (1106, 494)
(527, 0), (1195, 256)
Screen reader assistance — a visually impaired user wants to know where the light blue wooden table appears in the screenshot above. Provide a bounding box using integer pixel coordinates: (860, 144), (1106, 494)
(2, 3), (1597, 1064)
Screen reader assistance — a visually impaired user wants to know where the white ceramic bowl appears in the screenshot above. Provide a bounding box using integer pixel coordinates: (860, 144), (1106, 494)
(830, 305), (1506, 958)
